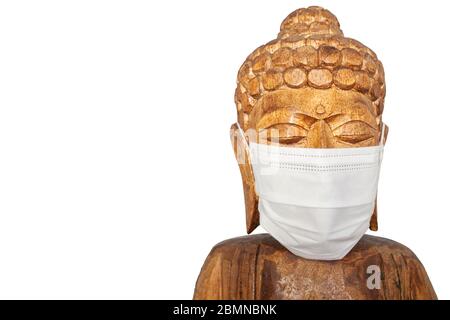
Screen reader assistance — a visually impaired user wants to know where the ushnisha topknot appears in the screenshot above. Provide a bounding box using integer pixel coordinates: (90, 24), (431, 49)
(235, 6), (385, 130)
(279, 6), (343, 38)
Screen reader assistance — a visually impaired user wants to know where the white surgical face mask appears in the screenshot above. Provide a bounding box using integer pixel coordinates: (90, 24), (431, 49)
(240, 125), (385, 261)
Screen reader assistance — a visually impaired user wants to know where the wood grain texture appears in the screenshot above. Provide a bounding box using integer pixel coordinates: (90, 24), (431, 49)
(194, 234), (437, 300)
(196, 6), (436, 300)
(232, 6), (387, 233)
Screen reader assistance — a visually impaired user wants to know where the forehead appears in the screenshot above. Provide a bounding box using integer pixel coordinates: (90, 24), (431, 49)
(248, 87), (377, 127)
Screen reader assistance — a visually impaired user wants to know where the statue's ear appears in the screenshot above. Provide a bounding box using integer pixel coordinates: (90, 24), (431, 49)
(230, 123), (259, 234)
(382, 123), (389, 145)
(369, 124), (389, 231)
(369, 197), (378, 231)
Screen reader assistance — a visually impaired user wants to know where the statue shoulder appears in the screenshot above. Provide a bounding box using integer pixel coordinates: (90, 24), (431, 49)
(193, 234), (271, 299)
(194, 234), (437, 300)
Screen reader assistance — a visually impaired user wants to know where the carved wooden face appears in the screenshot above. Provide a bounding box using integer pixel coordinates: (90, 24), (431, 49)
(250, 88), (380, 148)
(231, 87), (387, 233)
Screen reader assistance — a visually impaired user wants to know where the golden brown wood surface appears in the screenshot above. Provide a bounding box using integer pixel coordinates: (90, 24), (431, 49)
(194, 234), (436, 300)
(231, 6), (388, 233)
(194, 6), (436, 300)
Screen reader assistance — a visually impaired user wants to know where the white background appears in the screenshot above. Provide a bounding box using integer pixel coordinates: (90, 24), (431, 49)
(0, 0), (449, 299)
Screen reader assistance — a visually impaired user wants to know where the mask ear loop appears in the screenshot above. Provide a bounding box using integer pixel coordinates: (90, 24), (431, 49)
(236, 122), (251, 155)
(235, 122), (262, 198)
(379, 122), (385, 164)
(371, 122), (386, 231)
(236, 122), (245, 140)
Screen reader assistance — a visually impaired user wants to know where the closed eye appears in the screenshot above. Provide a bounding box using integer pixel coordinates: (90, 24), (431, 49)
(336, 134), (374, 143)
(333, 120), (376, 144)
(259, 123), (308, 145)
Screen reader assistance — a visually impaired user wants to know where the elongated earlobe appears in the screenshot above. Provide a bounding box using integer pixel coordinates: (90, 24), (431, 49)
(370, 124), (388, 232)
(230, 123), (259, 233)
(369, 198), (378, 231)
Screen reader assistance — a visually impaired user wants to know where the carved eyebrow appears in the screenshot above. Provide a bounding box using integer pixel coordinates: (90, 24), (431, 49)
(333, 119), (377, 131)
(293, 112), (318, 121)
(325, 111), (377, 130)
(323, 113), (350, 130)
(258, 109), (316, 130)
(353, 99), (377, 117)
(293, 112), (319, 128)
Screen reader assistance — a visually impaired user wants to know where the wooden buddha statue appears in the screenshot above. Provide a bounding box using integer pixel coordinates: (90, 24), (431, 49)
(194, 6), (436, 300)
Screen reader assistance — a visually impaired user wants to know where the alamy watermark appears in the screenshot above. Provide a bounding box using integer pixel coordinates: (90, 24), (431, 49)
(366, 265), (381, 290)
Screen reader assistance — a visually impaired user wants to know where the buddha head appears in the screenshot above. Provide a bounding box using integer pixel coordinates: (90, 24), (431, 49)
(231, 6), (388, 233)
